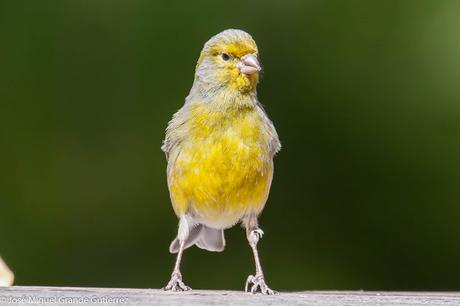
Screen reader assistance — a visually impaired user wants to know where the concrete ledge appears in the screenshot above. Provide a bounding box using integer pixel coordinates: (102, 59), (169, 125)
(1, 286), (460, 306)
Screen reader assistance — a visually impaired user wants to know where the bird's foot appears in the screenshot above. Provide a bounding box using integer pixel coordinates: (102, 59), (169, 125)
(245, 274), (278, 295)
(164, 271), (191, 292)
(248, 228), (264, 245)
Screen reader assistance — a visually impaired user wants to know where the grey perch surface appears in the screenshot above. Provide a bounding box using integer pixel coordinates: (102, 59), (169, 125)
(1, 286), (460, 306)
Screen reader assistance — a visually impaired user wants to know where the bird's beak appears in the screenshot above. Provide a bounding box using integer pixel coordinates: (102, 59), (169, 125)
(239, 54), (261, 75)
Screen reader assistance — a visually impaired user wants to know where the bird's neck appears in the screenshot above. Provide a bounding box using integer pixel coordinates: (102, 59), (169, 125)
(190, 80), (258, 110)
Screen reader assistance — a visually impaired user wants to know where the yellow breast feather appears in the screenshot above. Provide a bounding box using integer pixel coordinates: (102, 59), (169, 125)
(165, 100), (276, 228)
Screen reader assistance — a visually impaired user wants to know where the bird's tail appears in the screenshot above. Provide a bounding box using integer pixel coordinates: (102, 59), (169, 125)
(169, 224), (225, 253)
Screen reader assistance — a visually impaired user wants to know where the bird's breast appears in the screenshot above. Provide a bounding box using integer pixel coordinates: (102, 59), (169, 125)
(168, 103), (273, 228)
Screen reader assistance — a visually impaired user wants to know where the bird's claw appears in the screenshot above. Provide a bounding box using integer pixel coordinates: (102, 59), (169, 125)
(164, 271), (191, 292)
(253, 229), (264, 238)
(245, 274), (278, 295)
(248, 228), (264, 245)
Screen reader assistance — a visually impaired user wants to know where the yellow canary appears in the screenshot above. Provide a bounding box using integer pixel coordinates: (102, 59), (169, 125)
(162, 29), (280, 294)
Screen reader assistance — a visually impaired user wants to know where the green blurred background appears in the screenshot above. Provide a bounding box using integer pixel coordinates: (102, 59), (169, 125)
(1, 0), (460, 291)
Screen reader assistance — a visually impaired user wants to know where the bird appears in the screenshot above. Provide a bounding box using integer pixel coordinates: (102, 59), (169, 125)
(161, 29), (280, 295)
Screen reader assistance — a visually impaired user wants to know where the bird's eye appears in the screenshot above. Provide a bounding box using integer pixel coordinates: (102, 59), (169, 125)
(221, 53), (230, 61)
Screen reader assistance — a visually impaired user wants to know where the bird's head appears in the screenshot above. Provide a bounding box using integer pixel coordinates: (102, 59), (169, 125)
(195, 29), (261, 94)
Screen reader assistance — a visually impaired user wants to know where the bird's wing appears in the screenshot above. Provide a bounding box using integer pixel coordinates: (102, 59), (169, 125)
(161, 105), (189, 161)
(256, 102), (281, 156)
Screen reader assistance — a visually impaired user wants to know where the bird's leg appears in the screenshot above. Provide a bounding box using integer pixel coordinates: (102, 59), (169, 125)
(164, 241), (190, 291)
(164, 216), (191, 291)
(244, 226), (277, 295)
